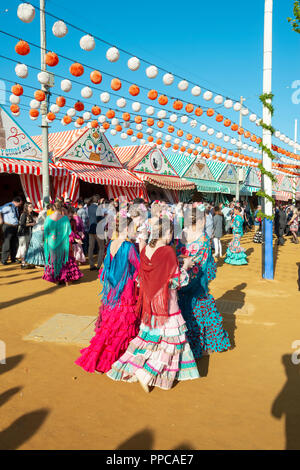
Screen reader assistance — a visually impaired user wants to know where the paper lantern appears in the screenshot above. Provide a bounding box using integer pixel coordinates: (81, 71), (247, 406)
(121, 132), (128, 140)
(101, 92), (110, 103)
(214, 95), (223, 105)
(9, 94), (20, 105)
(90, 70), (102, 85)
(224, 119), (231, 127)
(132, 102), (141, 112)
(191, 86), (201, 96)
(169, 113), (178, 123)
(233, 102), (242, 111)
(231, 124), (238, 131)
(147, 118), (154, 126)
(195, 107), (203, 117)
(136, 124), (143, 131)
(52, 20), (68, 38)
(74, 101), (84, 112)
(128, 56), (140, 71)
(29, 109), (39, 118)
(190, 120), (197, 128)
(47, 112), (56, 121)
(91, 105), (101, 116)
(15, 40), (30, 55)
(185, 103), (194, 113)
(174, 138), (180, 144)
(241, 108), (249, 116)
(61, 79), (72, 92)
(81, 86), (93, 99)
(200, 125), (207, 132)
(50, 104), (60, 114)
(249, 113), (257, 122)
(45, 52), (59, 67)
(15, 63), (28, 79)
(63, 115), (72, 124)
(134, 115), (142, 124)
(206, 108), (214, 117)
(216, 132), (223, 139)
(122, 112), (131, 121)
(157, 120), (164, 128)
(111, 117), (119, 126)
(194, 137), (200, 144)
(129, 84), (139, 97)
(180, 115), (188, 124)
(173, 100), (183, 111)
(70, 63), (84, 77)
(30, 99), (40, 109)
(56, 96), (66, 107)
(127, 129), (133, 136)
(146, 106), (155, 115)
(106, 109), (115, 119)
(178, 80), (188, 91)
(34, 90), (46, 102)
(111, 78), (121, 91)
(83, 111), (91, 121)
(216, 114), (223, 122)
(110, 129), (117, 136)
(224, 99), (233, 109)
(106, 47), (120, 62)
(17, 3), (35, 23)
(203, 90), (213, 101)
(37, 71), (50, 85)
(177, 129), (184, 137)
(231, 138), (237, 145)
(103, 122), (110, 130)
(74, 122), (81, 128)
(116, 97), (126, 107)
(163, 73), (174, 85)
(146, 65), (158, 79)
(148, 89), (158, 100)
(76, 117), (84, 126)
(80, 34), (95, 51)
(207, 128), (215, 136)
(98, 115), (106, 123)
(11, 84), (23, 96)
(115, 124), (122, 132)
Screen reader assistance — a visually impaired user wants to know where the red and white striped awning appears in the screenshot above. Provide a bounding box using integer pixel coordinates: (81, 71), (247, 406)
(114, 144), (152, 169)
(58, 160), (144, 187)
(275, 191), (292, 201)
(137, 173), (195, 190)
(32, 128), (87, 160)
(0, 157), (67, 176)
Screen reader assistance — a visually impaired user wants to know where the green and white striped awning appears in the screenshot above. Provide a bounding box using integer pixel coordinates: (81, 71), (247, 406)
(164, 152), (196, 177)
(186, 178), (231, 193)
(206, 160), (227, 180)
(240, 185), (259, 195)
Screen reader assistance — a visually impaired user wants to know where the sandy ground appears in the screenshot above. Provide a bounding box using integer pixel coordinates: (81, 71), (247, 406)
(0, 231), (299, 450)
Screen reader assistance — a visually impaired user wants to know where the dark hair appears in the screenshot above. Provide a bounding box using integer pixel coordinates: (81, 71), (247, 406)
(115, 213), (133, 236)
(13, 196), (22, 203)
(68, 206), (76, 215)
(54, 201), (63, 212)
(234, 205), (242, 213)
(77, 199), (84, 206)
(23, 202), (33, 214)
(149, 217), (173, 248)
(214, 206), (220, 214)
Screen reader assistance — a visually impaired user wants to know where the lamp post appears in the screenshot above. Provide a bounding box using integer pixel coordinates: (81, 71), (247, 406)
(262, 0), (274, 280)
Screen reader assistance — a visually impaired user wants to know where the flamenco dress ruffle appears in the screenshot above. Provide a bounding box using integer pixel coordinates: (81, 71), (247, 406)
(43, 256), (83, 283)
(25, 230), (45, 266)
(224, 234), (248, 265)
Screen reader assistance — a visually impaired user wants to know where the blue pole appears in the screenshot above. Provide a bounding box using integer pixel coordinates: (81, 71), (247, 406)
(262, 218), (274, 279)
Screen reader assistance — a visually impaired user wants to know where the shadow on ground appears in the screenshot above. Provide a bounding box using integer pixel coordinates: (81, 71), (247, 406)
(116, 428), (194, 450)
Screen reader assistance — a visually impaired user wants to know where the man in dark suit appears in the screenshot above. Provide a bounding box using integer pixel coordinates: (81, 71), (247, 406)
(274, 204), (287, 246)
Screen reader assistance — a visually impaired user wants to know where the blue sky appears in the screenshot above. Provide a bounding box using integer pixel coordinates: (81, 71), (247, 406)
(1, 0), (300, 152)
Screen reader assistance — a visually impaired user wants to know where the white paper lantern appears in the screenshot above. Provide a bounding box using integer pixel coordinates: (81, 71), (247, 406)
(214, 95), (223, 105)
(236, 141), (242, 148)
(182, 141), (188, 147)
(280, 134), (285, 141)
(174, 138), (180, 145)
(111, 117), (119, 126)
(146, 65), (158, 79)
(116, 97), (126, 108)
(132, 101), (141, 112)
(216, 132), (223, 139)
(231, 138), (237, 145)
(146, 106), (154, 115)
(180, 115), (188, 124)
(253, 149), (258, 154)
(98, 115), (106, 123)
(157, 109), (167, 119)
(200, 125), (207, 132)
(83, 111), (91, 121)
(121, 132), (127, 139)
(30, 99), (40, 109)
(80, 35), (95, 51)
(233, 102), (242, 111)
(248, 146), (253, 152)
(156, 131), (163, 139)
(165, 135), (172, 141)
(284, 137), (289, 144)
(224, 99), (233, 109)
(249, 113), (257, 122)
(203, 148), (209, 154)
(131, 136), (137, 142)
(207, 128), (214, 136)
(38, 71), (50, 85)
(223, 135), (230, 142)
(242, 144), (248, 150)
(9, 94), (20, 105)
(191, 86), (201, 96)
(128, 56), (140, 71)
(140, 138), (146, 145)
(30, 115), (38, 121)
(61, 79), (72, 92)
(67, 108), (76, 117)
(81, 86), (93, 99)
(106, 47), (120, 62)
(15, 63), (28, 79)
(50, 104), (60, 114)
(203, 90), (213, 101)
(241, 107), (249, 116)
(178, 80), (189, 91)
(52, 20), (68, 38)
(87, 122), (92, 128)
(100, 92), (110, 103)
(110, 129), (117, 136)
(197, 146), (203, 153)
(74, 122), (81, 128)
(146, 128), (153, 134)
(169, 114), (178, 123)
(216, 152), (221, 158)
(163, 73), (174, 85)
(99, 126), (106, 133)
(61, 119), (67, 126)
(17, 3), (35, 23)
(274, 130), (281, 138)
(190, 120), (197, 128)
(136, 124), (143, 131)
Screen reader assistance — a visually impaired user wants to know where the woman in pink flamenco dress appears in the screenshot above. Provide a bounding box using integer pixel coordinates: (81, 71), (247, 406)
(75, 214), (140, 374)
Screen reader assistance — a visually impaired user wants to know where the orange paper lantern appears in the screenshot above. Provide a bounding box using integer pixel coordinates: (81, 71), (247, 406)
(29, 109), (39, 118)
(127, 129), (133, 135)
(194, 137), (200, 144)
(186, 134), (192, 141)
(115, 124), (122, 132)
(147, 118), (154, 126)
(91, 120), (99, 128)
(173, 100), (183, 111)
(111, 78), (122, 91)
(70, 63), (84, 77)
(10, 105), (19, 113)
(122, 112), (130, 121)
(148, 89), (158, 100)
(224, 119), (231, 127)
(91, 105), (101, 116)
(63, 115), (72, 124)
(56, 96), (66, 107)
(137, 132), (143, 139)
(231, 124), (238, 131)
(106, 109), (115, 119)
(195, 107), (203, 116)
(34, 90), (46, 102)
(158, 95), (168, 106)
(135, 115), (142, 124)
(47, 112), (56, 121)
(11, 84), (23, 96)
(216, 114), (223, 122)
(206, 108), (214, 117)
(74, 101), (84, 112)
(157, 120), (164, 128)
(129, 84), (140, 96)
(45, 52), (59, 67)
(148, 136), (154, 142)
(15, 40), (30, 55)
(103, 122), (110, 130)
(185, 103), (194, 113)
(76, 117), (84, 126)
(156, 138), (163, 145)
(168, 125), (175, 133)
(90, 70), (102, 84)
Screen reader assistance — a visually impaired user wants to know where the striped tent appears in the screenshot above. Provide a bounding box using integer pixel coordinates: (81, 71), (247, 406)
(164, 152), (196, 177)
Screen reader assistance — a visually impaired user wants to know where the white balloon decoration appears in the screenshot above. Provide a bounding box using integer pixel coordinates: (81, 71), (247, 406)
(169, 114), (178, 123)
(38, 71), (50, 85)
(190, 120), (197, 128)
(233, 102), (242, 111)
(111, 118), (119, 126)
(106, 47), (120, 62)
(200, 125), (207, 132)
(207, 128), (214, 136)
(50, 104), (60, 114)
(9, 95), (20, 105)
(52, 20), (68, 38)
(180, 115), (188, 124)
(61, 79), (72, 92)
(81, 86), (93, 99)
(116, 97), (126, 108)
(280, 134), (285, 141)
(214, 95), (223, 105)
(83, 111), (91, 121)
(191, 86), (201, 96)
(146, 65), (158, 79)
(178, 80), (189, 91)
(67, 108), (76, 117)
(157, 110), (167, 119)
(30, 99), (40, 109)
(132, 102), (141, 112)
(100, 92), (110, 103)
(15, 63), (28, 79)
(249, 113), (257, 122)
(128, 56), (140, 71)
(236, 141), (242, 148)
(98, 115), (106, 123)
(17, 3), (35, 23)
(80, 35), (95, 51)
(203, 90), (213, 101)
(110, 129), (117, 136)
(163, 73), (174, 85)
(224, 99), (233, 109)
(146, 106), (154, 115)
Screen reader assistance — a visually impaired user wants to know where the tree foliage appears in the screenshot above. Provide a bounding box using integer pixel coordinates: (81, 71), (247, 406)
(288, 1), (300, 33)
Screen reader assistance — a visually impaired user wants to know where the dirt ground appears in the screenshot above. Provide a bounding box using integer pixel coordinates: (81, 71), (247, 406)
(0, 231), (299, 450)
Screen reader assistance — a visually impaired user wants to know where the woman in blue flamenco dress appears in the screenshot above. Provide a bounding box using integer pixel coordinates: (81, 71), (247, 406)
(176, 211), (230, 358)
(225, 206), (248, 266)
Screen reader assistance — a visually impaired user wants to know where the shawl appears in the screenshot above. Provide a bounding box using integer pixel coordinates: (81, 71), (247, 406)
(138, 245), (178, 327)
(100, 240), (139, 308)
(233, 214), (243, 236)
(44, 215), (71, 277)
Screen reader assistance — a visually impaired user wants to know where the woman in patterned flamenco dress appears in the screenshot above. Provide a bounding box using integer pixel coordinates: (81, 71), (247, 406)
(224, 206), (248, 265)
(75, 212), (141, 374)
(43, 202), (83, 286)
(176, 210), (230, 358)
(107, 216), (200, 393)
